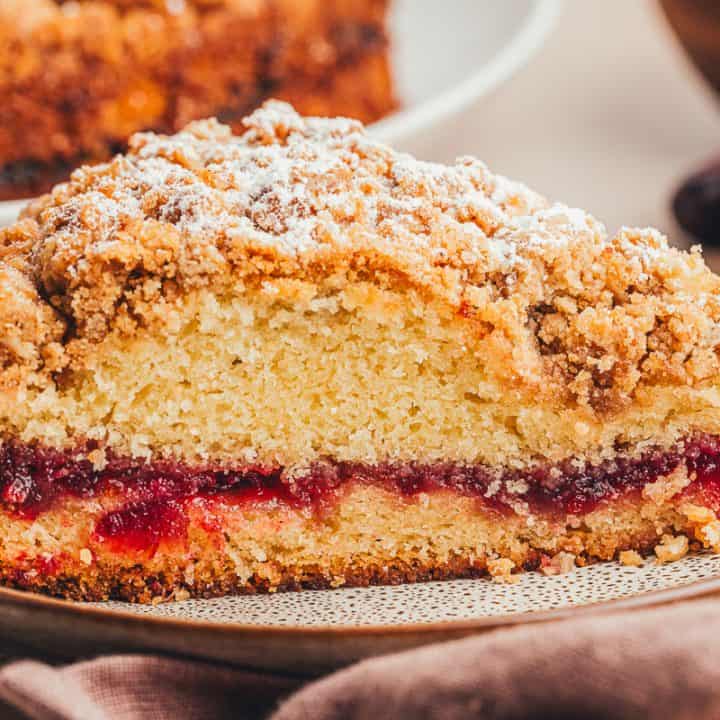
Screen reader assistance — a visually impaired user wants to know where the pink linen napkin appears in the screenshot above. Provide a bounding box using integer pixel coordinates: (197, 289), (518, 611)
(2, 597), (720, 720)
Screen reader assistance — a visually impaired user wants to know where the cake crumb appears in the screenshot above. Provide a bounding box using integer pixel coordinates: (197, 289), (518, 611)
(619, 549), (644, 567)
(174, 588), (191, 601)
(252, 547), (268, 562)
(654, 534), (689, 563)
(541, 551), (576, 576)
(695, 521), (720, 553)
(487, 557), (518, 583)
(87, 448), (107, 471)
(680, 504), (720, 552)
(642, 466), (691, 505)
(680, 503), (716, 525)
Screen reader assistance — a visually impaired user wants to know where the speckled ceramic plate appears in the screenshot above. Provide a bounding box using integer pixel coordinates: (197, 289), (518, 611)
(0, 554), (719, 673)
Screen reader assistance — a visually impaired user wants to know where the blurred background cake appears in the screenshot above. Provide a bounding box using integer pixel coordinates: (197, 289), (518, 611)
(0, 0), (395, 201)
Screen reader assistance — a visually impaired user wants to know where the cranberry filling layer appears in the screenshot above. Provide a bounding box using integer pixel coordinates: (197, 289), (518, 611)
(2, 437), (720, 552)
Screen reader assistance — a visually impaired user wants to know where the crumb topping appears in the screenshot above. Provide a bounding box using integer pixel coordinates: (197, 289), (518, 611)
(618, 549), (644, 567)
(2, 101), (720, 411)
(487, 557), (517, 583)
(540, 551), (576, 576)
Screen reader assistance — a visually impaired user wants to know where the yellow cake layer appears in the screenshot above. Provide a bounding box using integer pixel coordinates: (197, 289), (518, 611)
(3, 281), (720, 469)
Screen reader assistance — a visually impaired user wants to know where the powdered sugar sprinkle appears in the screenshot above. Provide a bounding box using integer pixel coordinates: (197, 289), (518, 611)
(28, 101), (678, 290)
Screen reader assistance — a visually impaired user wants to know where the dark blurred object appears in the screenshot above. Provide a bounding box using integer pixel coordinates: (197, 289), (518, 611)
(660, 0), (720, 246)
(660, 0), (720, 95)
(673, 160), (720, 245)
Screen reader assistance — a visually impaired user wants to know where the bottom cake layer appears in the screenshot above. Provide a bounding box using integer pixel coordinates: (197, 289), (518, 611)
(1, 478), (719, 603)
(2, 435), (720, 601)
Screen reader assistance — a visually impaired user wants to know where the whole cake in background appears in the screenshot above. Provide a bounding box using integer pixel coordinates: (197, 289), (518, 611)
(0, 0), (394, 201)
(2, 101), (720, 603)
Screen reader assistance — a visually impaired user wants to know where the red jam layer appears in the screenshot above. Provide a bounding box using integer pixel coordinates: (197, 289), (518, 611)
(2, 436), (720, 553)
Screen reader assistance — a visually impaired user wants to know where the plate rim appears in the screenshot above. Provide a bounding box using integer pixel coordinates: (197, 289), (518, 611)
(0, 569), (719, 638)
(369, 0), (564, 145)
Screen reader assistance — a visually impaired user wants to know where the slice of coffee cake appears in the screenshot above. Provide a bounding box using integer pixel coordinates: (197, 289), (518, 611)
(1, 101), (720, 602)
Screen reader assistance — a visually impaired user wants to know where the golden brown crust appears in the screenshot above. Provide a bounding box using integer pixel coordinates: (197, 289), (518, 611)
(1, 102), (719, 415)
(0, 555), (495, 603)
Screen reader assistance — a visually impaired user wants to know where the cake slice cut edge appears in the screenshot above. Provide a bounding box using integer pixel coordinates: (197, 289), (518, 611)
(1, 101), (720, 602)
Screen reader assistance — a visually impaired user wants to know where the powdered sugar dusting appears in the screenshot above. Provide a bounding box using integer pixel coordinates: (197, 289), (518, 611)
(31, 101), (614, 281)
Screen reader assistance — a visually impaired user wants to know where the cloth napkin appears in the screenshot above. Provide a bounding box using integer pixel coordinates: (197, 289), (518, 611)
(1, 597), (720, 720)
